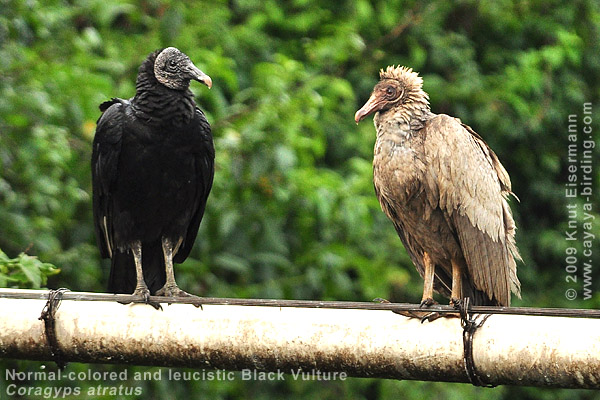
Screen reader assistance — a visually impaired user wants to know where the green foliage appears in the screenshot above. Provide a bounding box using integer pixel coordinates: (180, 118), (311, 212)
(1, 0), (599, 398)
(0, 250), (60, 288)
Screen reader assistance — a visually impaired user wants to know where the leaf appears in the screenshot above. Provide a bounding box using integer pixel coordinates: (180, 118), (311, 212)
(18, 255), (42, 288)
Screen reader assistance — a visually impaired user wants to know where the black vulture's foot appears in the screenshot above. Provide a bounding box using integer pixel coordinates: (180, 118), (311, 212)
(155, 284), (192, 297)
(420, 297), (437, 308)
(156, 284), (203, 308)
(132, 286), (162, 310)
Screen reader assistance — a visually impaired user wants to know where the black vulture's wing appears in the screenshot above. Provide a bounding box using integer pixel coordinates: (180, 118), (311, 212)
(422, 115), (520, 305)
(173, 108), (215, 263)
(91, 99), (128, 259)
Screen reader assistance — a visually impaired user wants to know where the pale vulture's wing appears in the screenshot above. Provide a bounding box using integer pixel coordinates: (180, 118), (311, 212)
(421, 115), (521, 305)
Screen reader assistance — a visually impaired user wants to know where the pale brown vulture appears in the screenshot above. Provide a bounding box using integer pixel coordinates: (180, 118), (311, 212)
(355, 66), (521, 306)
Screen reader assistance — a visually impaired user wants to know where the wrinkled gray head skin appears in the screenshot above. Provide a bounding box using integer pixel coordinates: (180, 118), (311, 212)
(154, 47), (212, 90)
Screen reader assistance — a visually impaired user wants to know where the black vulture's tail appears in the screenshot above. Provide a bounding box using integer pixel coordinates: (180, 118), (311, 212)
(107, 241), (166, 295)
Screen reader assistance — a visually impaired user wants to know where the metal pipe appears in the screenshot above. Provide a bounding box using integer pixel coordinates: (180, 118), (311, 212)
(0, 290), (598, 388)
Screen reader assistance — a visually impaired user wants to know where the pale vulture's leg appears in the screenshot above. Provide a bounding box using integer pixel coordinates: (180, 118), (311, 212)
(450, 258), (463, 306)
(156, 237), (199, 300)
(420, 252), (436, 307)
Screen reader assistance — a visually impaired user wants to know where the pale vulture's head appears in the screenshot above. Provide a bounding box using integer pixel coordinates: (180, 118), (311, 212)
(355, 66), (430, 123)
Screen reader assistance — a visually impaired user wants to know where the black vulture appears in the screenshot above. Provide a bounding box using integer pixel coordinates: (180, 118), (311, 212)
(355, 66), (521, 306)
(92, 47), (214, 304)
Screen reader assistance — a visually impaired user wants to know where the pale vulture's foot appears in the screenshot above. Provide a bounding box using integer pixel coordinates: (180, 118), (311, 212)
(373, 297), (390, 303)
(132, 286), (162, 310)
(377, 297), (439, 320)
(420, 312), (442, 323)
(450, 297), (461, 308)
(156, 284), (202, 308)
(418, 296), (441, 323)
(420, 297), (437, 308)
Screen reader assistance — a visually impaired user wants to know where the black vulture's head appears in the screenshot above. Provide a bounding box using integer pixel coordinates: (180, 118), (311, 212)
(153, 47), (212, 91)
(355, 66), (429, 123)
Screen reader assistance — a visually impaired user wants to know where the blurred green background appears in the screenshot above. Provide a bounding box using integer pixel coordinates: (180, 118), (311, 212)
(1, 0), (599, 398)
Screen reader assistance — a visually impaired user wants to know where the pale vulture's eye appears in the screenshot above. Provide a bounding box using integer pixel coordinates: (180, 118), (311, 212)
(385, 86), (397, 98)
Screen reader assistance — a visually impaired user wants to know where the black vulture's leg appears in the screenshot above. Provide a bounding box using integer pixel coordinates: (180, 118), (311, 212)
(131, 241), (150, 299)
(156, 237), (200, 301)
(131, 241), (161, 310)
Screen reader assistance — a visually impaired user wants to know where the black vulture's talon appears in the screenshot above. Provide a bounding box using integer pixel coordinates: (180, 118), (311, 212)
(147, 300), (163, 310)
(156, 284), (192, 298)
(132, 287), (162, 310)
(156, 285), (202, 308)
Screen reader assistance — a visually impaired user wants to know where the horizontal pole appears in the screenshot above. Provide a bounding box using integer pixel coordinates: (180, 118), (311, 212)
(0, 289), (598, 388)
(1, 289), (598, 318)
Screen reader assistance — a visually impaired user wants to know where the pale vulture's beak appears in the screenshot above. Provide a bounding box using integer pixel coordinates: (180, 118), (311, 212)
(355, 93), (385, 124)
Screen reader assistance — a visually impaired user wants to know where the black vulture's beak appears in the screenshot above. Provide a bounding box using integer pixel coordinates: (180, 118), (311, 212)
(187, 63), (212, 89)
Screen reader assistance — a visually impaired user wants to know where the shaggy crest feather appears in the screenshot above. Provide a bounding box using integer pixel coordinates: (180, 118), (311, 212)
(379, 65), (429, 108)
(380, 65), (423, 87)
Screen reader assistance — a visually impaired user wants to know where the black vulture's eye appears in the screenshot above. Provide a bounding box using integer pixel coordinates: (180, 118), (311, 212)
(166, 59), (178, 72)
